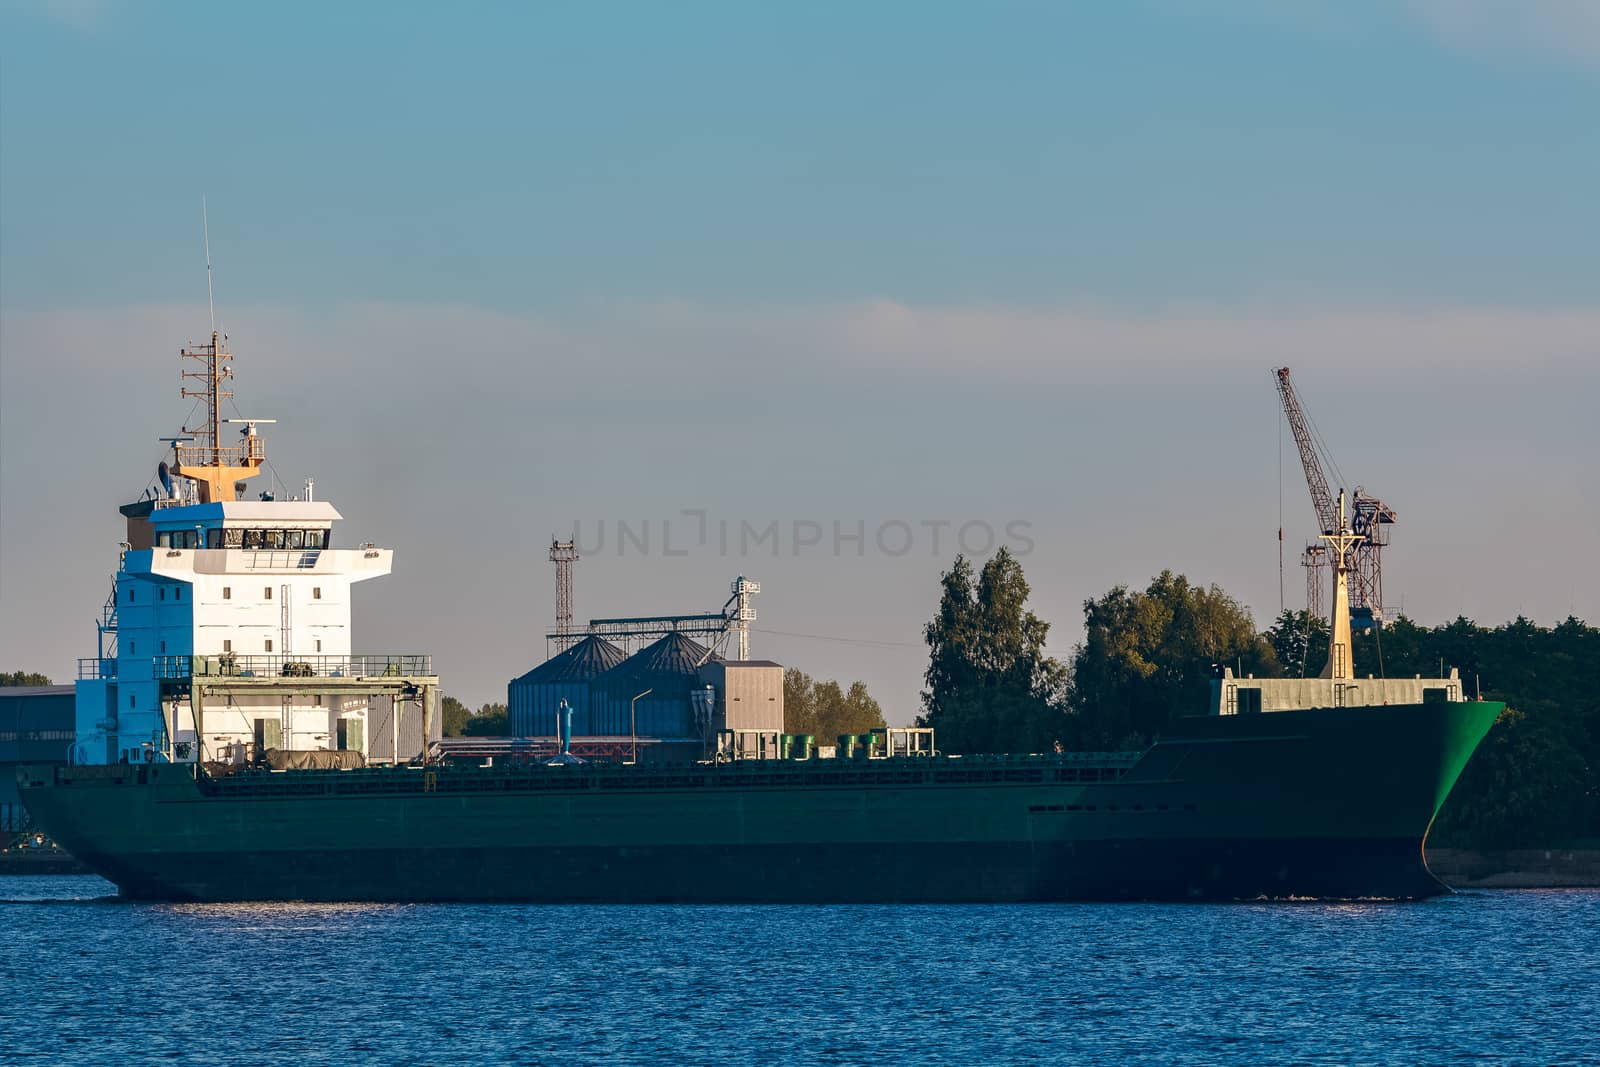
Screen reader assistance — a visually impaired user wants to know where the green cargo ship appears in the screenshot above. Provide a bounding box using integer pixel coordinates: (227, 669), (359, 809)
(20, 697), (1500, 902)
(19, 317), (1502, 902)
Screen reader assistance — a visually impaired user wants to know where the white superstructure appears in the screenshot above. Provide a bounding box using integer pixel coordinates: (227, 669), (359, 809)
(75, 329), (437, 766)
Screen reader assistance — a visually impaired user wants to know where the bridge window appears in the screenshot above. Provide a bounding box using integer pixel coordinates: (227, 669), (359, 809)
(305, 529), (328, 549)
(242, 529), (262, 549)
(207, 528), (224, 548)
(264, 529), (285, 550)
(286, 529), (305, 549)
(223, 529), (244, 548)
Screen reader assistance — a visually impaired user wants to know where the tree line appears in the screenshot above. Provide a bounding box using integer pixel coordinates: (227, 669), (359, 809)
(783, 669), (887, 744)
(917, 548), (1598, 850)
(441, 697), (508, 737)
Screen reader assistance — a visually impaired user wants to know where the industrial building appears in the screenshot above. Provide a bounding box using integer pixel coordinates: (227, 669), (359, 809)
(507, 631), (785, 762)
(500, 572), (784, 762)
(0, 686), (75, 831)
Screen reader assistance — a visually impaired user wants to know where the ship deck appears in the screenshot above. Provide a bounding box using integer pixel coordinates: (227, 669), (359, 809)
(56, 751), (1146, 800)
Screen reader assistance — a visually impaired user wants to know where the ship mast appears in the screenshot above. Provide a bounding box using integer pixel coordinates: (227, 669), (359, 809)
(173, 331), (264, 503)
(170, 208), (264, 503)
(1319, 491), (1361, 682)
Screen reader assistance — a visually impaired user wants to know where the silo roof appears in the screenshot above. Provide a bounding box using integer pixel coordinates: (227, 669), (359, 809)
(601, 631), (721, 687)
(511, 634), (628, 687)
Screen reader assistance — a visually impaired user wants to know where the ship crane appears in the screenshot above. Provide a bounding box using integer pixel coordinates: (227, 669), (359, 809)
(1274, 368), (1397, 631)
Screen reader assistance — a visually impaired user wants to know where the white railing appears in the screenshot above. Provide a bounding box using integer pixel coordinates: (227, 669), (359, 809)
(154, 653), (433, 680)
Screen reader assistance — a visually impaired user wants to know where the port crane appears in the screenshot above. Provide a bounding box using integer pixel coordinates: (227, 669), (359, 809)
(1274, 367), (1397, 630)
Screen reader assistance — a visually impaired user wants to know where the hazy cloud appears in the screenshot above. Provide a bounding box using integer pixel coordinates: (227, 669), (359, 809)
(16, 0), (117, 30)
(1408, 0), (1600, 64)
(8, 299), (1597, 388)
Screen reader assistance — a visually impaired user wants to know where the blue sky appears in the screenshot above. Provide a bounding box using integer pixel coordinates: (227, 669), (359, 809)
(6, 0), (1597, 309)
(3, 1), (1597, 712)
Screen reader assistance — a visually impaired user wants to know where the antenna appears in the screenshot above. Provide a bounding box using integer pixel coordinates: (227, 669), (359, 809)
(202, 196), (216, 334)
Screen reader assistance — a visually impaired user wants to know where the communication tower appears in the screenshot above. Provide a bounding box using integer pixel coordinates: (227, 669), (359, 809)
(549, 539), (579, 652)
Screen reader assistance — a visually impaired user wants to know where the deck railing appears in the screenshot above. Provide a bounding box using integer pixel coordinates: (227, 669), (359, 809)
(153, 653), (433, 680)
(77, 658), (116, 679)
(174, 439), (263, 469)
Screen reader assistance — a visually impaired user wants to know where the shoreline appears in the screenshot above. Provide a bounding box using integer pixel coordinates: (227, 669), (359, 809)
(1426, 848), (1600, 889)
(0, 849), (88, 876)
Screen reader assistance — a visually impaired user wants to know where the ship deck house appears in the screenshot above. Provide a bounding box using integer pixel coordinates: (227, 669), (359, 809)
(77, 498), (438, 766)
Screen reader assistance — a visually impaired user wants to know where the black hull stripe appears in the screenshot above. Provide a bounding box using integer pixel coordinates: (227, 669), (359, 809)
(91, 838), (1446, 903)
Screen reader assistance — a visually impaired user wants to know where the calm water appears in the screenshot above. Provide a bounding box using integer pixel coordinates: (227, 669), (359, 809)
(3, 877), (1596, 1066)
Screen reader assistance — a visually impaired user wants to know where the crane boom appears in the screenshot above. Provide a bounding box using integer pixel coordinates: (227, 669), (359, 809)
(1274, 367), (1337, 534)
(1273, 367), (1397, 624)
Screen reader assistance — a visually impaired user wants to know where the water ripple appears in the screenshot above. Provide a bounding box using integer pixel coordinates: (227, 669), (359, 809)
(3, 877), (1597, 1066)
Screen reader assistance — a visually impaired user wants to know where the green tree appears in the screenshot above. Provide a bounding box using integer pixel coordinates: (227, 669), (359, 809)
(784, 668), (816, 732)
(785, 668), (886, 742)
(1432, 703), (1590, 849)
(441, 694), (473, 737)
(1263, 610), (1328, 679)
(0, 671), (52, 686)
(462, 702), (509, 737)
(918, 548), (1067, 754)
(1069, 571), (1278, 748)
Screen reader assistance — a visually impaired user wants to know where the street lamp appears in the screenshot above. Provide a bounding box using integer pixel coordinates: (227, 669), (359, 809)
(629, 688), (653, 765)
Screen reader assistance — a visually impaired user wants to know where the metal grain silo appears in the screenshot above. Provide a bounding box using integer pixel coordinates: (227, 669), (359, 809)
(590, 632), (720, 740)
(506, 635), (627, 738)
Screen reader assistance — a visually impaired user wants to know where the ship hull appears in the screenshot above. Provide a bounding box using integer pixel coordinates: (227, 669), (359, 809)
(19, 700), (1502, 903)
(59, 838), (1441, 904)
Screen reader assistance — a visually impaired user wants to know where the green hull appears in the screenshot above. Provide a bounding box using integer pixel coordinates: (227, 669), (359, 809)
(19, 700), (1502, 902)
